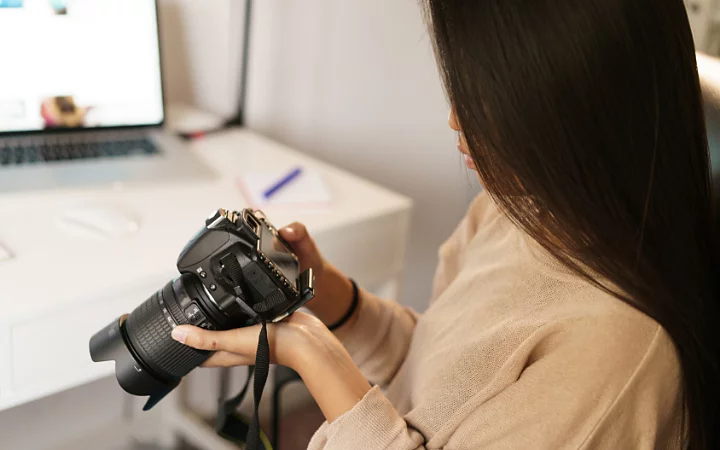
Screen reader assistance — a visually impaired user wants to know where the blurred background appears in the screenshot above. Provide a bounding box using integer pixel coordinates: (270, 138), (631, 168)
(687, 0), (720, 55)
(0, 0), (715, 449)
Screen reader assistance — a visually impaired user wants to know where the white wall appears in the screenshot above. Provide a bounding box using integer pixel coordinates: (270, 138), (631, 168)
(158, 0), (246, 120)
(245, 0), (481, 309)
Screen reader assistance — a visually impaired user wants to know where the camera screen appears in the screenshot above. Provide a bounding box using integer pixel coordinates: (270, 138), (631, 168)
(259, 223), (298, 289)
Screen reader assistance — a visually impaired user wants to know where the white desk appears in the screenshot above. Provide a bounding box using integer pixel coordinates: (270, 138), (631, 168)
(0, 129), (412, 448)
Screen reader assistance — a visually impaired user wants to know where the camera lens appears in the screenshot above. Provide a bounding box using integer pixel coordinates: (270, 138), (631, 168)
(123, 277), (211, 381)
(90, 273), (224, 408)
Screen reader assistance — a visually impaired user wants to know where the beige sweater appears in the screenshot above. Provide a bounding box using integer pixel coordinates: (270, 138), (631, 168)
(308, 192), (683, 450)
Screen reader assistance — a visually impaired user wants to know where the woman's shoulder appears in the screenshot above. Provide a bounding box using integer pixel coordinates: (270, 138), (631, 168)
(431, 191), (500, 300)
(464, 190), (503, 233)
(440, 304), (683, 449)
(438, 191), (500, 254)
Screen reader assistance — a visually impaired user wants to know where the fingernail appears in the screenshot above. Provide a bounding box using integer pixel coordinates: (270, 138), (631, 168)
(283, 227), (295, 237)
(171, 328), (187, 344)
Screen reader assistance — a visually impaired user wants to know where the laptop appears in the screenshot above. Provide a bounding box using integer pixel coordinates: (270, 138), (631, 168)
(0, 0), (216, 193)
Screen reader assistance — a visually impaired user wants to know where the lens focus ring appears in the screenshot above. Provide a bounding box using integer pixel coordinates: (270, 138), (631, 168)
(125, 284), (210, 380)
(163, 281), (189, 327)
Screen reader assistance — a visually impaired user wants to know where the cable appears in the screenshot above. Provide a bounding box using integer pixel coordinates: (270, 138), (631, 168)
(227, 0), (254, 127)
(180, 0), (254, 141)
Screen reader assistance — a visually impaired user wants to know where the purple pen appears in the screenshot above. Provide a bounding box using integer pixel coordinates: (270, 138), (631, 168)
(263, 167), (303, 200)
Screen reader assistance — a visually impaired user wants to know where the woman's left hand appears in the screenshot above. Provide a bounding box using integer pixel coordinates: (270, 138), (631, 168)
(171, 311), (372, 422)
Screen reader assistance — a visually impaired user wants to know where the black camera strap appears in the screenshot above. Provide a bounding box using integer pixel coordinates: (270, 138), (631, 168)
(247, 321), (271, 449)
(216, 366), (254, 431)
(218, 254), (273, 450)
(216, 323), (271, 450)
(214, 327), (270, 450)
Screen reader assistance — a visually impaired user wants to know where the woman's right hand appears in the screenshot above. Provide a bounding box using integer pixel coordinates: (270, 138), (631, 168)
(279, 223), (357, 330)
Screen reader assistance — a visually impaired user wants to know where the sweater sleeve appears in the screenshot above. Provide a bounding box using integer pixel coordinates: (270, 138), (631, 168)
(307, 386), (425, 450)
(309, 316), (682, 450)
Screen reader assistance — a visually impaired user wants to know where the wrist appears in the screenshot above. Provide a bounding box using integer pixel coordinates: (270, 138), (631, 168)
(327, 279), (359, 331)
(295, 336), (372, 422)
(305, 264), (355, 325)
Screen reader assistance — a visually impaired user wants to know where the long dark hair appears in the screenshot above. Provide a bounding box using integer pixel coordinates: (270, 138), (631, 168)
(423, 0), (720, 448)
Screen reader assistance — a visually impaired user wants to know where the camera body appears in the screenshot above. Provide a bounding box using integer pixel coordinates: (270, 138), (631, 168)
(89, 208), (314, 410)
(176, 208), (314, 329)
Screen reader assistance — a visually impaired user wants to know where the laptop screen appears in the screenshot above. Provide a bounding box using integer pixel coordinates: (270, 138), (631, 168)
(0, 0), (164, 133)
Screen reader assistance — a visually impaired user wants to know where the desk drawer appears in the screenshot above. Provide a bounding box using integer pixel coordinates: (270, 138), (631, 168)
(9, 277), (167, 394)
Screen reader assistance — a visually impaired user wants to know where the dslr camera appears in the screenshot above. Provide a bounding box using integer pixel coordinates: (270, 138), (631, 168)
(89, 208), (315, 410)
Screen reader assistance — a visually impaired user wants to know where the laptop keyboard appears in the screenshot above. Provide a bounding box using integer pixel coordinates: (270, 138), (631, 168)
(0, 138), (159, 166)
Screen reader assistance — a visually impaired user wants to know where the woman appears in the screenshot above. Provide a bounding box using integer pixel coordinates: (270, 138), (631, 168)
(171, 0), (720, 448)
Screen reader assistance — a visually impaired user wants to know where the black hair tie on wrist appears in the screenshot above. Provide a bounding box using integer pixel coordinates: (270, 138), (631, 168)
(327, 278), (360, 331)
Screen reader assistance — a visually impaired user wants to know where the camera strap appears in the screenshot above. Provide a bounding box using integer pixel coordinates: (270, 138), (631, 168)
(218, 254), (273, 450)
(214, 326), (271, 450)
(216, 366), (254, 431)
(247, 321), (271, 449)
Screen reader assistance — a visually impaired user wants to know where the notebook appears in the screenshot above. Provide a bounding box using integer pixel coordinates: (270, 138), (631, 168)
(236, 168), (332, 210)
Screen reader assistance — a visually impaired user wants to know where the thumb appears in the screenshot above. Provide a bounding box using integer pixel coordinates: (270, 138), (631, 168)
(171, 324), (262, 356)
(278, 222), (309, 243)
(279, 222), (323, 268)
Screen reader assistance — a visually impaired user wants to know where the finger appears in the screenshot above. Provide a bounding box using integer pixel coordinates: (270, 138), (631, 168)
(201, 351), (255, 368)
(279, 222), (322, 268)
(279, 222), (307, 243)
(171, 324), (263, 355)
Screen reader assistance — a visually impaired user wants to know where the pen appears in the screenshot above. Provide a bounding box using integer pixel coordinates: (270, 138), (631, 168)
(263, 167), (303, 200)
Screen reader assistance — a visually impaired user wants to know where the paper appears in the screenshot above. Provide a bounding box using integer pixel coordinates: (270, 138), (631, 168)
(237, 168), (332, 209)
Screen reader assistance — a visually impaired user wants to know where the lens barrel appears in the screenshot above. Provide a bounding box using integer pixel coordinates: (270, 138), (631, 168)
(124, 278), (211, 381)
(90, 273), (219, 409)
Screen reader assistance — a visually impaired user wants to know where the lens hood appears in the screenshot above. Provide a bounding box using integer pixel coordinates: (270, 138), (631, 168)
(89, 315), (179, 411)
